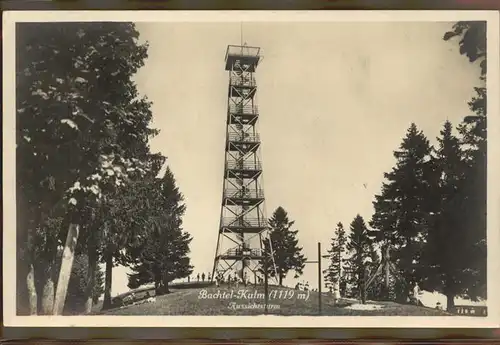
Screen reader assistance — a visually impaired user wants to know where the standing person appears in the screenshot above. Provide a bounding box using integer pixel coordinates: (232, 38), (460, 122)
(413, 282), (421, 306)
(197, 273), (200, 282)
(202, 273), (206, 282)
(208, 273), (212, 282)
(188, 276), (190, 283)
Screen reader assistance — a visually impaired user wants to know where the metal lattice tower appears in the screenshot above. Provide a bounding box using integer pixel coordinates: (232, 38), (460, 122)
(212, 44), (277, 284)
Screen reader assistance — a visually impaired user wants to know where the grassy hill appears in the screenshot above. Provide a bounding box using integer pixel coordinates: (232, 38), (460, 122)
(96, 284), (452, 316)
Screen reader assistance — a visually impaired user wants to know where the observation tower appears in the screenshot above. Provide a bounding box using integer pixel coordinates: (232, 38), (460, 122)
(212, 44), (277, 284)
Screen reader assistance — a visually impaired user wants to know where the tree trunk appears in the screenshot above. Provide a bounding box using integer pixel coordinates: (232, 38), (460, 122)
(360, 282), (367, 304)
(384, 261), (390, 298)
(26, 262), (38, 315)
(102, 253), (113, 310)
(53, 223), (80, 315)
(361, 268), (368, 304)
(84, 244), (97, 314)
(446, 293), (455, 311)
(17, 262), (29, 315)
(40, 265), (55, 315)
(154, 270), (162, 295)
(163, 272), (170, 294)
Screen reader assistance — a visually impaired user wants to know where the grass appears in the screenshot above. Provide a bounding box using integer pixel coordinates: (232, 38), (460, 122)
(96, 284), (453, 316)
(90, 281), (213, 314)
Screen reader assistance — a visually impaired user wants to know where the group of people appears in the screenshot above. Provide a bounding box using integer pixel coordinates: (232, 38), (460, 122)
(214, 271), (255, 287)
(187, 270), (258, 287)
(187, 272), (211, 283)
(294, 281), (310, 291)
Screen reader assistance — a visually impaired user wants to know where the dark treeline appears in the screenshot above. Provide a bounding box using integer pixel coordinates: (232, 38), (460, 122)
(16, 22), (192, 315)
(324, 21), (487, 311)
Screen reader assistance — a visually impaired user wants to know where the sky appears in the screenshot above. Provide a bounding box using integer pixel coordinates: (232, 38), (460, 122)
(107, 21), (481, 296)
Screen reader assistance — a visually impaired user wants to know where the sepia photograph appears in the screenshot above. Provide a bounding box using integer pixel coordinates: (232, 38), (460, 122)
(3, 10), (500, 328)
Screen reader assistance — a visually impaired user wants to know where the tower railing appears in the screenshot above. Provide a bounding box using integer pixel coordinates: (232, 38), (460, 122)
(222, 217), (268, 228)
(223, 248), (263, 257)
(224, 188), (264, 199)
(227, 132), (260, 143)
(229, 103), (259, 115)
(230, 75), (257, 87)
(226, 160), (262, 170)
(225, 45), (261, 60)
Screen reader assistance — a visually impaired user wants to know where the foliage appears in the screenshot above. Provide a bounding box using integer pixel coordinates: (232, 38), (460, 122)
(126, 167), (193, 294)
(443, 21), (487, 303)
(345, 215), (374, 303)
(446, 21), (487, 163)
(261, 207), (307, 286)
(420, 121), (485, 309)
(443, 21), (486, 77)
(16, 22), (160, 314)
(358, 22), (489, 308)
(369, 124), (435, 299)
(324, 222), (348, 290)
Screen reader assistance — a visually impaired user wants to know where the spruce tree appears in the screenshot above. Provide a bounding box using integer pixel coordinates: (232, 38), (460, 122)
(457, 113), (487, 302)
(127, 167), (193, 295)
(324, 222), (347, 294)
(370, 123), (435, 301)
(422, 121), (474, 310)
(445, 21), (487, 302)
(261, 207), (307, 286)
(345, 215), (373, 304)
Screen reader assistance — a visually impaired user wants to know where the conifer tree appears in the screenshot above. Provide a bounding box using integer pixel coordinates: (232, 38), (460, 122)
(445, 21), (487, 302)
(345, 215), (373, 304)
(261, 207), (307, 286)
(439, 21), (487, 304)
(370, 123), (435, 301)
(421, 120), (475, 310)
(324, 222), (347, 293)
(127, 167), (193, 295)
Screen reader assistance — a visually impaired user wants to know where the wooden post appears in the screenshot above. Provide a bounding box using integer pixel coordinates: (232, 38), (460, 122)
(53, 223), (80, 315)
(318, 242), (322, 315)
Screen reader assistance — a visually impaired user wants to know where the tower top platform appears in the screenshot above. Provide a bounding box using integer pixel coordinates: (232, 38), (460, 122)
(225, 45), (261, 72)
